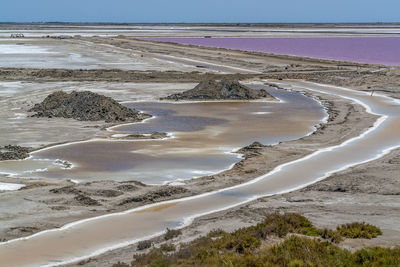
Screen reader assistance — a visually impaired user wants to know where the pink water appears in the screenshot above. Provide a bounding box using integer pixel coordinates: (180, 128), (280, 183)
(145, 37), (400, 66)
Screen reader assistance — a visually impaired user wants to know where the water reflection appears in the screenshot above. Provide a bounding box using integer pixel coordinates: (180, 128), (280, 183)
(0, 86), (326, 184)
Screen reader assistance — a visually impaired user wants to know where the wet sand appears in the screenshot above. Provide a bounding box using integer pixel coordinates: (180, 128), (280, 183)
(0, 81), (396, 266)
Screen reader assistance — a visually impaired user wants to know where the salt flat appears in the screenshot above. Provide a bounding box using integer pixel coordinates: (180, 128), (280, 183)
(0, 38), (203, 70)
(0, 23), (399, 266)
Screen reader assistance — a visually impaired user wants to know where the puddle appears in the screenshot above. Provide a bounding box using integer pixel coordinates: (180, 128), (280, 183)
(0, 86), (326, 184)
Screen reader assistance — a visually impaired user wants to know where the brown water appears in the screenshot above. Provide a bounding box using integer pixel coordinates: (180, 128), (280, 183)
(0, 81), (399, 266)
(0, 86), (326, 184)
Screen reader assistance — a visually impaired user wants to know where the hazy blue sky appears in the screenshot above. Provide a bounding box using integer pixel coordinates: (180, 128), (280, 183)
(1, 0), (399, 23)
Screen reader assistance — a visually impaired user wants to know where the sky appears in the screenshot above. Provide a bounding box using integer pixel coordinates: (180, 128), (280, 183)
(1, 0), (399, 23)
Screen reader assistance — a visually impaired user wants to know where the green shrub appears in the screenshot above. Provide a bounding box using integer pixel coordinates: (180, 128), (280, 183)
(353, 246), (400, 266)
(137, 240), (152, 251)
(208, 228), (225, 238)
(288, 259), (305, 267)
(150, 257), (169, 267)
(224, 228), (261, 253)
(337, 222), (382, 239)
(265, 236), (352, 266)
(134, 250), (166, 266)
(124, 214), (395, 267)
(164, 228), (182, 240)
(260, 212), (319, 238)
(321, 228), (342, 243)
(111, 261), (130, 267)
(299, 226), (321, 237)
(160, 243), (176, 252)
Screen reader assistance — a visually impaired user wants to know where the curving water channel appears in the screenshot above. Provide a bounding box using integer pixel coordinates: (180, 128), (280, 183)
(0, 81), (399, 266)
(0, 86), (325, 184)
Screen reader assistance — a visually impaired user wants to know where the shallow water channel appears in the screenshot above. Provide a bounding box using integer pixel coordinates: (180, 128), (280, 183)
(0, 86), (326, 184)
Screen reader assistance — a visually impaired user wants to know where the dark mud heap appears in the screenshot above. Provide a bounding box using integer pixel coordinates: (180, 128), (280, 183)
(0, 145), (32, 161)
(163, 79), (274, 101)
(30, 91), (151, 122)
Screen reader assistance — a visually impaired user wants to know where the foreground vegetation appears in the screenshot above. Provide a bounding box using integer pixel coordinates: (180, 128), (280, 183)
(113, 213), (400, 267)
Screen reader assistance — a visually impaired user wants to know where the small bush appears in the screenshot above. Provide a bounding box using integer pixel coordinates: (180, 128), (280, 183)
(225, 228), (261, 253)
(137, 240), (152, 251)
(164, 228), (182, 240)
(321, 228), (342, 243)
(337, 222), (382, 239)
(353, 246), (400, 266)
(208, 228), (225, 238)
(299, 226), (321, 237)
(124, 214), (399, 267)
(260, 212), (319, 238)
(266, 236), (352, 266)
(149, 257), (169, 267)
(111, 261), (130, 267)
(160, 243), (176, 252)
(288, 259), (305, 267)
(134, 250), (167, 266)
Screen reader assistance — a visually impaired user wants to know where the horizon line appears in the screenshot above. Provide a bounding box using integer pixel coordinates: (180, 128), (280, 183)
(1, 21), (400, 25)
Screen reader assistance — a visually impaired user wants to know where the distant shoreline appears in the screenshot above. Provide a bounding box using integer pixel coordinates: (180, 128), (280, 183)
(1, 22), (400, 26)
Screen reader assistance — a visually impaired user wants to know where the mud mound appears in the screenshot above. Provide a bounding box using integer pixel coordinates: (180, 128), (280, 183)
(29, 91), (151, 122)
(0, 145), (32, 161)
(162, 79), (274, 101)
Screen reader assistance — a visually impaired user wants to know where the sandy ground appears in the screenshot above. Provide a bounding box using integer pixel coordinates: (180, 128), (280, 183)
(0, 29), (399, 266)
